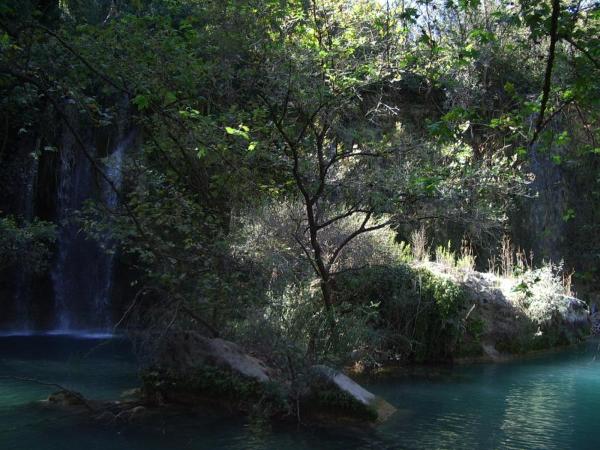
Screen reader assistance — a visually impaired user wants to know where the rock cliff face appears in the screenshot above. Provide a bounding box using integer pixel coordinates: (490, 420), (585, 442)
(511, 146), (600, 299)
(590, 305), (600, 336)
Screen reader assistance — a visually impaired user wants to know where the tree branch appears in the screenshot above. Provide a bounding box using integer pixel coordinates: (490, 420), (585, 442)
(530, 0), (561, 147)
(327, 212), (391, 270)
(563, 35), (600, 70)
(0, 376), (95, 412)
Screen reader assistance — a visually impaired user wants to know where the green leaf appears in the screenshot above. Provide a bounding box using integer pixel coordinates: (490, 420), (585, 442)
(197, 146), (207, 159)
(132, 94), (150, 111)
(562, 208), (576, 222)
(225, 126), (250, 140)
(0, 33), (10, 47)
(504, 82), (515, 95)
(163, 91), (177, 105)
(556, 131), (570, 146)
(561, 89), (574, 102)
(455, 0), (481, 11)
(469, 28), (496, 43)
(399, 8), (419, 23)
(516, 147), (527, 158)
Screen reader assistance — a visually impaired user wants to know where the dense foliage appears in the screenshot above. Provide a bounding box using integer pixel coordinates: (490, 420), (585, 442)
(0, 216), (55, 273)
(0, 0), (598, 368)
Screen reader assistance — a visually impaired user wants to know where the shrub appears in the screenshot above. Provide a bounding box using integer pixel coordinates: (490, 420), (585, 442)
(0, 216), (56, 273)
(334, 264), (467, 364)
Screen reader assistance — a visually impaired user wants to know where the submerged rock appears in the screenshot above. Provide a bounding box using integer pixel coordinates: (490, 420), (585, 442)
(94, 410), (117, 423)
(114, 405), (149, 422)
(44, 392), (153, 424)
(46, 390), (89, 408)
(38, 333), (397, 427)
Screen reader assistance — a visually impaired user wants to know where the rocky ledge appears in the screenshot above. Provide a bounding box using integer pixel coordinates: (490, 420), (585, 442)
(421, 263), (591, 360)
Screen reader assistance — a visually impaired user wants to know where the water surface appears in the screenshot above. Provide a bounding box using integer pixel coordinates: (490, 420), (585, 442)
(1, 335), (599, 449)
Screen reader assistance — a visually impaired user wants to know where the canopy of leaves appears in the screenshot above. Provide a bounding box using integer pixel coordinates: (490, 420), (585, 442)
(0, 0), (598, 362)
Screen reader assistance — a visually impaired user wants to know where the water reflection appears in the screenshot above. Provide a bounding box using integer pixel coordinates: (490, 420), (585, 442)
(369, 341), (600, 450)
(499, 369), (575, 449)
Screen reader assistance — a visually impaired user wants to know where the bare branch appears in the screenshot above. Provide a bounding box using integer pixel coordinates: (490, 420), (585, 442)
(0, 376), (95, 412)
(327, 212), (392, 270)
(294, 233), (320, 274)
(315, 206), (366, 230)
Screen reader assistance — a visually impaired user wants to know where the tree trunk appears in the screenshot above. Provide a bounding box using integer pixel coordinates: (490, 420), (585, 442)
(320, 277), (337, 345)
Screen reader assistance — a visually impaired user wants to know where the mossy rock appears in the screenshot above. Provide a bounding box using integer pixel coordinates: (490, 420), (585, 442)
(142, 364), (289, 417)
(302, 365), (396, 423)
(46, 390), (88, 407)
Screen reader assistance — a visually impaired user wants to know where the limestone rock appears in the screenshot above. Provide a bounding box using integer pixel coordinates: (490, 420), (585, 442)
(115, 405), (148, 422)
(95, 410), (117, 422)
(307, 365), (396, 423)
(46, 390), (87, 407)
(154, 332), (272, 382)
(559, 295), (589, 325)
(120, 387), (142, 400)
(422, 262), (591, 358)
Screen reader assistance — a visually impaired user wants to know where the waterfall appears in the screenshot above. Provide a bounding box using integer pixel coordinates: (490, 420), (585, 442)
(50, 126), (133, 334)
(51, 127), (77, 331)
(9, 140), (41, 332)
(95, 130), (135, 330)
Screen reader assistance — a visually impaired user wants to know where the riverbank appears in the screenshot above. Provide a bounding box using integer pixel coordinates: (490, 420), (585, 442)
(349, 336), (598, 384)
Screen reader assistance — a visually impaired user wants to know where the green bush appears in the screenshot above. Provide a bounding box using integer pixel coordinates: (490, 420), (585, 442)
(334, 264), (467, 363)
(0, 216), (56, 273)
(142, 365), (289, 417)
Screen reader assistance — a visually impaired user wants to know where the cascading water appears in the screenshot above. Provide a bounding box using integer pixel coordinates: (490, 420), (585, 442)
(50, 125), (134, 334)
(94, 130), (135, 331)
(51, 127), (77, 331)
(9, 140), (41, 333)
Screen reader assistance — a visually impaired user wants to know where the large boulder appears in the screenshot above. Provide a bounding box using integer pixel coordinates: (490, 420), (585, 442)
(142, 332), (285, 414)
(475, 291), (591, 356)
(142, 332), (399, 423)
(153, 331), (272, 382)
(303, 365), (396, 423)
(556, 295), (589, 326)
